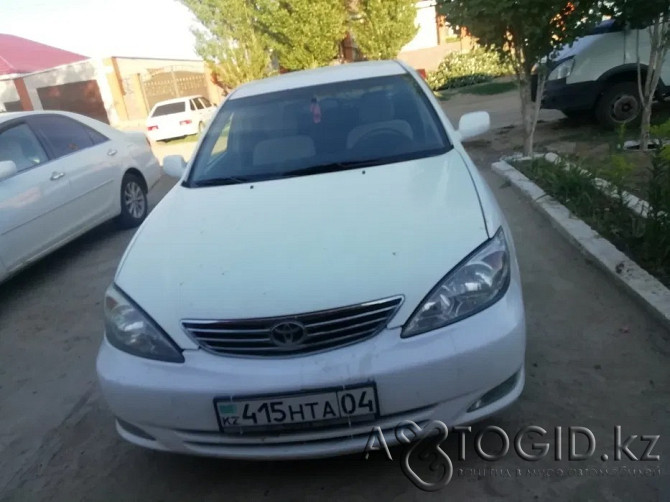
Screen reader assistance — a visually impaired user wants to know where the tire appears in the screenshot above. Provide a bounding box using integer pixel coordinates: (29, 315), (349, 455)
(198, 121), (205, 134)
(117, 173), (148, 229)
(595, 82), (642, 129)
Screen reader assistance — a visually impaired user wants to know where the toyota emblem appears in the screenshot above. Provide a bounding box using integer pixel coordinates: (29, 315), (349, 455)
(270, 321), (306, 348)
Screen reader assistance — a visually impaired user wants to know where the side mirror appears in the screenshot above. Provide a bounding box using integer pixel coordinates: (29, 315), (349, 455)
(0, 160), (17, 181)
(457, 111), (491, 141)
(163, 155), (187, 179)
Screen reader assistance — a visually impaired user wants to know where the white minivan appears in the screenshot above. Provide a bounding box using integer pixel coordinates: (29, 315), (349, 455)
(146, 95), (216, 142)
(536, 19), (670, 127)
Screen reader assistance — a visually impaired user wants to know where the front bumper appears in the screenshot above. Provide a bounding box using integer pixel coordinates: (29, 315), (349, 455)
(533, 77), (603, 112)
(97, 281), (526, 460)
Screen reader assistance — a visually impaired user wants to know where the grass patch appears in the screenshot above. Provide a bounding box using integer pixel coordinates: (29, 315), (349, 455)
(579, 152), (652, 199)
(460, 80), (518, 96)
(512, 157), (670, 287)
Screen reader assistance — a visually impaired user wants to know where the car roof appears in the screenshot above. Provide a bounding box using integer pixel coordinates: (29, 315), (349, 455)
(231, 61), (408, 100)
(151, 96), (207, 107)
(0, 112), (27, 123)
(0, 109), (92, 125)
(0, 110), (118, 137)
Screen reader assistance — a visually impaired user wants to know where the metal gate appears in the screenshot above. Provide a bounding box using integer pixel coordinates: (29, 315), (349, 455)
(140, 66), (209, 110)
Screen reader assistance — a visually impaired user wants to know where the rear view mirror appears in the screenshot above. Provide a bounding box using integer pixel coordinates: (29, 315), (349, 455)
(0, 160), (17, 181)
(163, 155), (187, 179)
(457, 112), (491, 141)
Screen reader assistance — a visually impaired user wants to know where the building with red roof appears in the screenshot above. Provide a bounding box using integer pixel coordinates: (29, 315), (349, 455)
(0, 35), (217, 126)
(0, 34), (87, 77)
(0, 34), (100, 117)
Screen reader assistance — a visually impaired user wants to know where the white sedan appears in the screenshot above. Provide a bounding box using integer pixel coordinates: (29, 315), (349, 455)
(146, 95), (216, 142)
(0, 111), (161, 283)
(97, 61), (526, 459)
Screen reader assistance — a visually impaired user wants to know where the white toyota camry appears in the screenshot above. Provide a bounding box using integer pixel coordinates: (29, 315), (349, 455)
(0, 111), (161, 284)
(97, 61), (526, 459)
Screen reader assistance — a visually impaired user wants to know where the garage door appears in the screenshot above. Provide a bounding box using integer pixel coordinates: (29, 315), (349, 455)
(36, 80), (109, 123)
(3, 100), (23, 112)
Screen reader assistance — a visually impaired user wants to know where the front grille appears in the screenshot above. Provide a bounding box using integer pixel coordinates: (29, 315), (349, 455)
(182, 296), (403, 357)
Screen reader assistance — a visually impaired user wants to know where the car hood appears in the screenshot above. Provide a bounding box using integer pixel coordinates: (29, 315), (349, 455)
(116, 150), (489, 349)
(550, 35), (597, 66)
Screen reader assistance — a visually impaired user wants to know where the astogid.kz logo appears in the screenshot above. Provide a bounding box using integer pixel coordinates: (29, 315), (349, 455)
(364, 421), (661, 492)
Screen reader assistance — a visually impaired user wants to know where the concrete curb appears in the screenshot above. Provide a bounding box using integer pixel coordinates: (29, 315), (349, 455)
(492, 159), (670, 331)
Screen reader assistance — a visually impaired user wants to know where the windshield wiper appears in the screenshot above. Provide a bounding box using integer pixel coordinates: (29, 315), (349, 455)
(283, 158), (389, 178)
(192, 176), (254, 187)
(192, 158), (390, 186)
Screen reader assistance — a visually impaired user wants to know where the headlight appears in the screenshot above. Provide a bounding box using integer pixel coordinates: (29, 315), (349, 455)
(402, 227), (511, 338)
(104, 285), (184, 362)
(548, 58), (575, 81)
(532, 57), (548, 75)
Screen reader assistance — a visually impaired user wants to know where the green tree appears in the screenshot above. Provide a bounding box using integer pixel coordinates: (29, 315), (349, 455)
(257, 0), (349, 70)
(350, 0), (418, 60)
(182, 0), (273, 93)
(605, 0), (670, 150)
(438, 0), (599, 156)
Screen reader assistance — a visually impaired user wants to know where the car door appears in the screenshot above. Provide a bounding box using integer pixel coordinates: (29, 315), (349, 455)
(189, 98), (201, 125)
(0, 120), (74, 272)
(192, 97), (204, 122)
(28, 115), (119, 233)
(197, 97), (216, 123)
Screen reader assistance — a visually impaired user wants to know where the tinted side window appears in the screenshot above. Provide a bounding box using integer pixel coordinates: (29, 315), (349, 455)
(200, 97), (212, 108)
(85, 126), (109, 145)
(151, 102), (186, 116)
(0, 123), (49, 172)
(30, 116), (93, 159)
(190, 100), (197, 111)
(194, 99), (204, 110)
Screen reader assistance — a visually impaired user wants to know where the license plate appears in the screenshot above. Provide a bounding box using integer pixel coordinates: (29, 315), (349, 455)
(214, 384), (378, 431)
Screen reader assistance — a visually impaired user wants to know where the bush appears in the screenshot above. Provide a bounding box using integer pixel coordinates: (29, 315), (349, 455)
(511, 154), (670, 287)
(427, 46), (513, 91)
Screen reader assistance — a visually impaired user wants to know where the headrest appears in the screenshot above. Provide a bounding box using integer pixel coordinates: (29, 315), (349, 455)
(253, 135), (316, 167)
(359, 91), (395, 123)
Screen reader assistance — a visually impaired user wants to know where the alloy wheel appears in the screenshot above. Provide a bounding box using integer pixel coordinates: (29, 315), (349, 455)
(124, 181), (146, 219)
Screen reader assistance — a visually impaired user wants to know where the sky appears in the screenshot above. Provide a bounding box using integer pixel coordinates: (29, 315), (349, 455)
(0, 0), (200, 59)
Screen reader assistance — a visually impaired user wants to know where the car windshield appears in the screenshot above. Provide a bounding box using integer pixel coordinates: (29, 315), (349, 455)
(187, 74), (450, 187)
(587, 19), (624, 35)
(151, 102), (185, 117)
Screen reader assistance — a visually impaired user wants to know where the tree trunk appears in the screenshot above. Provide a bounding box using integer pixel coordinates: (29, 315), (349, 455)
(530, 67), (547, 158)
(518, 69), (536, 157)
(640, 94), (654, 151)
(507, 40), (541, 157)
(640, 16), (670, 151)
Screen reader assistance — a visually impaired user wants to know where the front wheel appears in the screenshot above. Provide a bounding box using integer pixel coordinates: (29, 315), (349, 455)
(595, 82), (642, 129)
(117, 174), (148, 228)
(198, 121), (205, 134)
